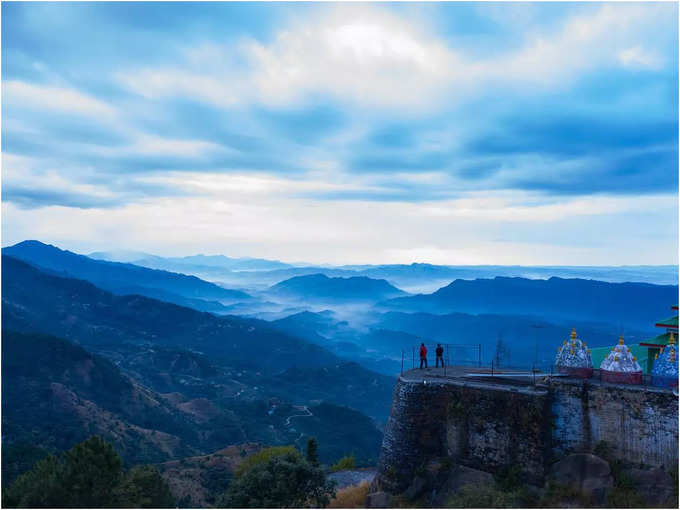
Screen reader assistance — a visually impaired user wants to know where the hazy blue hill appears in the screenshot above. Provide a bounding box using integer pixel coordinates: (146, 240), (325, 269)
(269, 273), (407, 302)
(89, 249), (155, 263)
(348, 263), (680, 287)
(131, 253), (292, 274)
(2, 330), (200, 464)
(373, 311), (655, 368)
(381, 276), (678, 330)
(268, 361), (395, 422)
(1, 255), (339, 373)
(112, 285), (230, 313)
(4, 240), (250, 303)
(292, 402), (384, 464)
(272, 310), (350, 343)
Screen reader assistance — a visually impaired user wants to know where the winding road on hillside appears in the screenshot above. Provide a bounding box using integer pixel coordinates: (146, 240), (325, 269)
(284, 405), (312, 426)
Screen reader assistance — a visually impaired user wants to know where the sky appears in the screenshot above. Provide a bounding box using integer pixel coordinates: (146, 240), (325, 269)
(2, 1), (678, 265)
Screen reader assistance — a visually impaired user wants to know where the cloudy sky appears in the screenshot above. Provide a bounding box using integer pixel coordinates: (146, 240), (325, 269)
(2, 2), (678, 265)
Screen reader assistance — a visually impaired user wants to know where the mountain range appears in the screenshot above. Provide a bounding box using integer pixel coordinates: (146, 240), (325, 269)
(268, 273), (407, 303)
(380, 276), (677, 331)
(1, 255), (338, 373)
(4, 241), (251, 310)
(1, 253), (392, 470)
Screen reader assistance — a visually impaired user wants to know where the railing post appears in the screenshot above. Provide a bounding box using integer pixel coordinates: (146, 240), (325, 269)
(478, 343), (482, 367)
(491, 359), (494, 376)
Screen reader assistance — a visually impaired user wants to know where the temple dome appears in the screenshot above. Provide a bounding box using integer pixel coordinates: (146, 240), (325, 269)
(652, 332), (678, 388)
(600, 334), (642, 384)
(555, 328), (593, 378)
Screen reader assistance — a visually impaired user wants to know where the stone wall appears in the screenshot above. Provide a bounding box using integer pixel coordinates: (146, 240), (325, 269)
(373, 373), (678, 495)
(551, 379), (678, 468)
(373, 376), (551, 493)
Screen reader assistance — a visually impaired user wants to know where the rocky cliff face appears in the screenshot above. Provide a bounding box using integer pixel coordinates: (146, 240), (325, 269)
(371, 372), (678, 504)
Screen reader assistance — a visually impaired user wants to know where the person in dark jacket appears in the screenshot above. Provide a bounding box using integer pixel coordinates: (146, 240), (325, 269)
(436, 344), (444, 368)
(419, 343), (428, 369)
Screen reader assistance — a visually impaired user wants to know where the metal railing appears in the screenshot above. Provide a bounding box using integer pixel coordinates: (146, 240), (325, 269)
(401, 343), (482, 376)
(400, 345), (676, 391)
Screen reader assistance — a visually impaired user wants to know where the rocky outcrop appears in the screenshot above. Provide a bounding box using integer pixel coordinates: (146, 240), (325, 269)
(550, 453), (613, 505)
(622, 466), (676, 507)
(365, 491), (392, 508)
(370, 371), (678, 506)
(371, 376), (551, 495)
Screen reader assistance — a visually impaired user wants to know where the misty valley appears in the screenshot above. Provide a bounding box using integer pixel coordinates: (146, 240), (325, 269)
(1, 240), (677, 507)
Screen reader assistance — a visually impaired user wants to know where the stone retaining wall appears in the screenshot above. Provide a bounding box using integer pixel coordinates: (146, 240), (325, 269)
(373, 373), (678, 495)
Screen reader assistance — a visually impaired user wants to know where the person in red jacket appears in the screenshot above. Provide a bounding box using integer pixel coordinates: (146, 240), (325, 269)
(419, 343), (428, 369)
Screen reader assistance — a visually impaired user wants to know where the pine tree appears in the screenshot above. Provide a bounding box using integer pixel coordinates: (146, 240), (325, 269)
(113, 465), (174, 508)
(219, 450), (336, 508)
(306, 437), (319, 467)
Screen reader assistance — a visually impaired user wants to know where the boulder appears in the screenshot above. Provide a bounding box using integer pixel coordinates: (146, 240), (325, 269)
(551, 453), (613, 505)
(366, 491), (393, 508)
(403, 475), (427, 500)
(623, 467), (675, 506)
(455, 465), (495, 489)
(432, 464), (496, 506)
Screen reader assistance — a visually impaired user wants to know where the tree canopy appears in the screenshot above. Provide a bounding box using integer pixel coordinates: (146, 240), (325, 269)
(219, 448), (336, 508)
(2, 436), (174, 508)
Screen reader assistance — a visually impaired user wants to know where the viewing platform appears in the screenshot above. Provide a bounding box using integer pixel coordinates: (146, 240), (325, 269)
(400, 365), (678, 394)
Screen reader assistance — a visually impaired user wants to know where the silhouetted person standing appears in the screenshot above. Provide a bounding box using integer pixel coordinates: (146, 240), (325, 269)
(419, 343), (428, 369)
(436, 344), (444, 368)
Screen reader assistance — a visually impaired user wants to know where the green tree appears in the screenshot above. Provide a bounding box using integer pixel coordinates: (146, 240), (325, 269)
(113, 465), (174, 508)
(234, 445), (298, 478)
(330, 453), (355, 472)
(60, 436), (123, 507)
(306, 437), (319, 467)
(219, 450), (336, 508)
(2, 455), (66, 508)
(2, 436), (175, 508)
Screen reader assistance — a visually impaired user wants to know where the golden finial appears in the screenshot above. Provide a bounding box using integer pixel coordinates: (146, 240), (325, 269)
(669, 332), (676, 345)
(570, 349), (574, 355)
(627, 347), (631, 352)
(614, 356), (619, 361)
(563, 340), (567, 345)
(655, 353), (659, 360)
(571, 328), (577, 339)
(618, 334), (624, 345)
(632, 356), (636, 361)
(558, 346), (562, 352)
(587, 349), (591, 354)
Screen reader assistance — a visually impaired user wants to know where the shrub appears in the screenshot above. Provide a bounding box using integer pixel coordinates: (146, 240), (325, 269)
(219, 450), (336, 508)
(329, 482), (370, 508)
(446, 484), (518, 508)
(113, 465), (175, 508)
(330, 453), (356, 472)
(235, 445), (298, 478)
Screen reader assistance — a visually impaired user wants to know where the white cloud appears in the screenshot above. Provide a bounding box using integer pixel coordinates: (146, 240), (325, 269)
(129, 135), (223, 158)
(618, 46), (663, 70)
(3, 80), (116, 118)
(3, 191), (676, 265)
(115, 3), (671, 111)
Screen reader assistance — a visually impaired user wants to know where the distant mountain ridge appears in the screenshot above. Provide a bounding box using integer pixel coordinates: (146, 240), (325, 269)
(4, 241), (250, 308)
(269, 273), (407, 302)
(104, 252), (292, 272)
(381, 276), (678, 330)
(1, 255), (338, 373)
(2, 330), (201, 464)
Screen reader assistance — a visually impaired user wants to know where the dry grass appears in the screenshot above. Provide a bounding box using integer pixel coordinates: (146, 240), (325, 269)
(329, 481), (370, 508)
